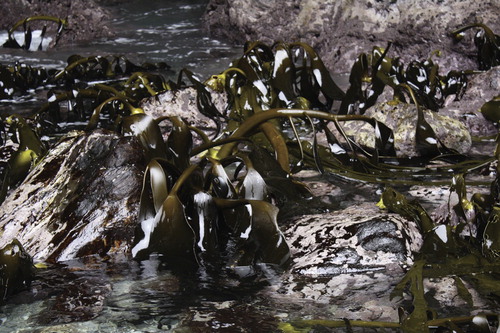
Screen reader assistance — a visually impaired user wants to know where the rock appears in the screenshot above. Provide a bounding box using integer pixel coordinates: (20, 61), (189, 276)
(0, 0), (114, 45)
(343, 101), (472, 157)
(141, 87), (226, 130)
(0, 129), (146, 263)
(141, 87), (227, 142)
(271, 202), (422, 322)
(202, 0), (500, 73)
(442, 67), (500, 137)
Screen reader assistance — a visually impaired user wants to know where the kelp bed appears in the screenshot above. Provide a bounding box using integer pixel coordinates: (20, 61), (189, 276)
(1, 16), (500, 332)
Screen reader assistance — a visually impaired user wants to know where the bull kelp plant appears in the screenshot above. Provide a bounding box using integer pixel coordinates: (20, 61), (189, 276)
(1, 16), (500, 331)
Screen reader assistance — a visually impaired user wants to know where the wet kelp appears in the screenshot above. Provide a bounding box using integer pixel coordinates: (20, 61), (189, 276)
(2, 16), (67, 51)
(1, 18), (500, 331)
(0, 239), (35, 302)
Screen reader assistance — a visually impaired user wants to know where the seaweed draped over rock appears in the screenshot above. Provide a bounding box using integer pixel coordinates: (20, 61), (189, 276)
(0, 17), (500, 329)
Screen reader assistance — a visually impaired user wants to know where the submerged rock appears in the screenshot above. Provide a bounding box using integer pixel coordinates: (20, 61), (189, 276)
(271, 203), (422, 322)
(343, 101), (472, 157)
(203, 0), (500, 73)
(0, 130), (145, 263)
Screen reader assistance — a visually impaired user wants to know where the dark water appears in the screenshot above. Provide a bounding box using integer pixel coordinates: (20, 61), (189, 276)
(0, 0), (242, 115)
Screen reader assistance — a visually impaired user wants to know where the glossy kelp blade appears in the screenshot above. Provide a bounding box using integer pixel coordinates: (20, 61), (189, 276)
(271, 43), (296, 108)
(121, 113), (168, 161)
(247, 200), (290, 266)
(0, 239), (35, 303)
(452, 23), (500, 70)
(0, 115), (47, 204)
(392, 261), (430, 333)
(290, 42), (345, 108)
(132, 165), (198, 261)
(3, 16), (68, 50)
(191, 191), (218, 255)
(339, 46), (388, 115)
(239, 154), (268, 201)
(480, 95), (500, 123)
(178, 68), (225, 135)
(247, 145), (312, 206)
(166, 116), (192, 171)
(132, 192), (196, 261)
(206, 157), (237, 199)
(259, 121), (290, 173)
(379, 187), (434, 234)
(214, 198), (290, 267)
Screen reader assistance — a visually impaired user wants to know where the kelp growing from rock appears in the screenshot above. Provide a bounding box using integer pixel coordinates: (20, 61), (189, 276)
(0, 18), (499, 330)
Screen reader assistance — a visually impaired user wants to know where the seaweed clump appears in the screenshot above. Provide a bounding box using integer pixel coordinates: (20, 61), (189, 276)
(0, 16), (500, 331)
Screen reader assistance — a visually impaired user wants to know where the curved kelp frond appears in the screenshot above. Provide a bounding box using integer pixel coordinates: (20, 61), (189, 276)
(452, 23), (500, 70)
(2, 16), (68, 51)
(0, 115), (46, 204)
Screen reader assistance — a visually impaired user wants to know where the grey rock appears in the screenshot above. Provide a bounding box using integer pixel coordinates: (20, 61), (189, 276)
(203, 0), (500, 73)
(141, 87), (227, 131)
(343, 101), (472, 157)
(0, 130), (145, 263)
(271, 203), (422, 322)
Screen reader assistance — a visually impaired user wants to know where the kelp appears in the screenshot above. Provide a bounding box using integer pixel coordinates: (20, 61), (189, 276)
(0, 21), (499, 325)
(0, 239), (35, 302)
(2, 16), (68, 50)
(0, 115), (46, 204)
(340, 43), (468, 114)
(452, 23), (500, 70)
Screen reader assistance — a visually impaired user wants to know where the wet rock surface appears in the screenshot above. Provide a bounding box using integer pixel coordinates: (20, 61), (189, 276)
(0, 130), (146, 263)
(272, 203), (422, 322)
(202, 0), (500, 73)
(344, 101), (472, 157)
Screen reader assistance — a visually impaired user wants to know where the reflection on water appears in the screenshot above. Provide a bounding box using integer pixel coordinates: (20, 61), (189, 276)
(0, 256), (286, 332)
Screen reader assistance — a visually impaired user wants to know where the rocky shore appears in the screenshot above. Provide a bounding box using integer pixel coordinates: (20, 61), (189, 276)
(0, 0), (115, 45)
(202, 0), (500, 73)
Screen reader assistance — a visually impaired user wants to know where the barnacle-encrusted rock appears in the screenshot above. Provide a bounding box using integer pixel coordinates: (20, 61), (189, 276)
(273, 202), (422, 322)
(343, 102), (472, 157)
(0, 130), (146, 263)
(203, 0), (500, 73)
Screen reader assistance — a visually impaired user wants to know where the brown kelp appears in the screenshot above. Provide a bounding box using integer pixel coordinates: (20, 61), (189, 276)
(0, 16), (500, 330)
(0, 239), (35, 302)
(2, 16), (67, 51)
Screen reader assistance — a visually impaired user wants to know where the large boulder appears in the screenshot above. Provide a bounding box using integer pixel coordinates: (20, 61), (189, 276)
(0, 130), (146, 263)
(202, 0), (500, 73)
